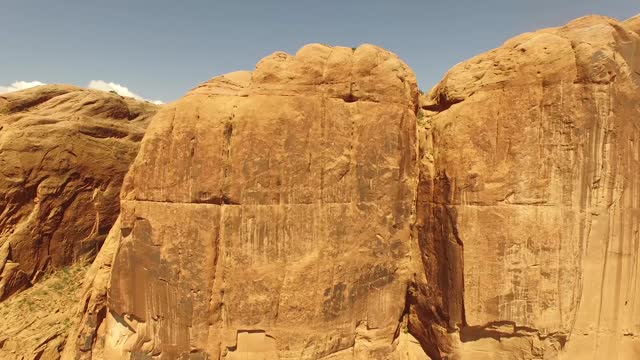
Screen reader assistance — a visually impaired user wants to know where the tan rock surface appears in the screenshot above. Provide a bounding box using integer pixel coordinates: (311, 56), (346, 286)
(0, 85), (158, 300)
(66, 44), (428, 360)
(63, 13), (640, 360)
(420, 14), (640, 359)
(626, 14), (640, 34)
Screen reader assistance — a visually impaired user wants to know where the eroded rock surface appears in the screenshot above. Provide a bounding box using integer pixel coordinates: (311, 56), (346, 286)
(418, 14), (640, 359)
(67, 44), (428, 360)
(64, 13), (640, 360)
(0, 85), (158, 301)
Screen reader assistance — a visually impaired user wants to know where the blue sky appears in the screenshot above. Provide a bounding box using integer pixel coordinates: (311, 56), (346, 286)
(1, 1), (638, 103)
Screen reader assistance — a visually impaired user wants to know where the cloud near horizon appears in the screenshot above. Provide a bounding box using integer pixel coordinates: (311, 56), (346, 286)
(0, 80), (46, 93)
(87, 80), (163, 104)
(0, 79), (163, 104)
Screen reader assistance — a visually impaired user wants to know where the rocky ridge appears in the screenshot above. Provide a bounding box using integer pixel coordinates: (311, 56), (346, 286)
(0, 85), (158, 301)
(0, 85), (159, 359)
(1, 12), (639, 360)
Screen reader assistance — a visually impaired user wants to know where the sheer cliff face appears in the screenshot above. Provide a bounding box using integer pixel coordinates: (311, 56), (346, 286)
(65, 14), (640, 360)
(419, 15), (640, 359)
(0, 86), (158, 301)
(70, 44), (427, 359)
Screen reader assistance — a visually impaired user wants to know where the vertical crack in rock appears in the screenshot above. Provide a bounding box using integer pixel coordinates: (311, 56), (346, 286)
(405, 170), (465, 360)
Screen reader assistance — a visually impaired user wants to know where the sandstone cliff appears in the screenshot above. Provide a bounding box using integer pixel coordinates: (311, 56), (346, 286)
(32, 12), (640, 360)
(65, 44), (430, 360)
(0, 85), (158, 300)
(0, 85), (158, 358)
(418, 14), (640, 359)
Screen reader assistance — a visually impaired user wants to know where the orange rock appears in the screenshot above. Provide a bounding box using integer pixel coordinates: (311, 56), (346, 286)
(419, 14), (640, 359)
(0, 85), (158, 300)
(63, 12), (640, 360)
(625, 14), (640, 34)
(67, 44), (426, 359)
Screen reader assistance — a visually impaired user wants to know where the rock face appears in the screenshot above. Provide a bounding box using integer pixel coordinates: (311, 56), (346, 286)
(418, 14), (640, 359)
(0, 85), (158, 301)
(65, 14), (640, 360)
(67, 44), (429, 359)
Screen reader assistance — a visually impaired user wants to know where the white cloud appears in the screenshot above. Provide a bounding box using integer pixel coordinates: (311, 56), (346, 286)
(0, 80), (46, 94)
(0, 79), (163, 105)
(88, 80), (163, 104)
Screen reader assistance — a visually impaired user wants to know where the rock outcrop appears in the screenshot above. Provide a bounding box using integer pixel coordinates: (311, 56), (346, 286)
(418, 14), (640, 359)
(66, 44), (429, 360)
(63, 13), (640, 360)
(0, 85), (158, 301)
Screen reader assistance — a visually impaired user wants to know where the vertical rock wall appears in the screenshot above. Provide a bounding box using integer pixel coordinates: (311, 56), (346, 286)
(420, 15), (640, 359)
(69, 44), (427, 359)
(64, 13), (640, 360)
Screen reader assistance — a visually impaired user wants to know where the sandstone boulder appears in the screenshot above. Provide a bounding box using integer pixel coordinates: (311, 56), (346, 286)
(419, 14), (640, 359)
(626, 14), (640, 34)
(66, 44), (428, 360)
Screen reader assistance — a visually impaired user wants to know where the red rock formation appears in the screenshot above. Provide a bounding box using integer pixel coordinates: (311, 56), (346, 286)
(0, 85), (158, 300)
(64, 13), (640, 360)
(418, 14), (640, 359)
(66, 44), (428, 359)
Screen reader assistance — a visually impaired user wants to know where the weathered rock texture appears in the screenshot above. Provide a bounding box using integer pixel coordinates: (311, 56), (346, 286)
(0, 85), (158, 301)
(64, 13), (640, 360)
(66, 44), (430, 360)
(418, 14), (640, 359)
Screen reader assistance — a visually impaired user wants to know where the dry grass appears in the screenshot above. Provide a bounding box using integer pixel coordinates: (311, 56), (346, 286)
(0, 262), (89, 358)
